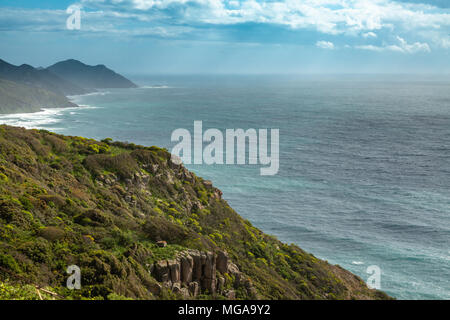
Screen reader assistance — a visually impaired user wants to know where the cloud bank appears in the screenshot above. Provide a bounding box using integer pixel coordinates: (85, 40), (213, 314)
(1, 0), (449, 53)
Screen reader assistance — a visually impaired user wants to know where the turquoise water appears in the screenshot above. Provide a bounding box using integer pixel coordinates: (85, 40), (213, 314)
(1, 75), (449, 299)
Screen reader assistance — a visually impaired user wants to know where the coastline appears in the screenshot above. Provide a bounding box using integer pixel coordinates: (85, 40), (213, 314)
(2, 80), (450, 299)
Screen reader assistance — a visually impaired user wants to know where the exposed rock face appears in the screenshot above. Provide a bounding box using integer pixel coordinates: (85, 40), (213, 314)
(216, 251), (228, 274)
(154, 261), (170, 283)
(180, 254), (193, 284)
(151, 250), (251, 298)
(168, 259), (180, 283)
(189, 281), (199, 296)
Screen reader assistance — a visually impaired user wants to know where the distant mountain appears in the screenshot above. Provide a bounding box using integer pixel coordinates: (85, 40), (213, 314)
(0, 79), (77, 114)
(0, 58), (137, 114)
(0, 59), (87, 96)
(47, 59), (137, 90)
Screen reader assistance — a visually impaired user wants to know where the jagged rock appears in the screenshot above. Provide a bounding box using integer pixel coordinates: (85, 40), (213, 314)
(203, 180), (213, 189)
(212, 188), (223, 199)
(151, 250), (244, 297)
(148, 282), (162, 295)
(216, 251), (228, 274)
(189, 281), (199, 297)
(191, 251), (202, 281)
(180, 254), (193, 284)
(227, 262), (241, 287)
(180, 288), (190, 298)
(223, 290), (236, 300)
(154, 260), (170, 282)
(167, 259), (180, 283)
(227, 262), (240, 275)
(203, 252), (216, 279)
(172, 282), (181, 293)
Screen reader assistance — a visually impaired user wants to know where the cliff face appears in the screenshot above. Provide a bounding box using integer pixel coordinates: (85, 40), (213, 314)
(0, 125), (390, 300)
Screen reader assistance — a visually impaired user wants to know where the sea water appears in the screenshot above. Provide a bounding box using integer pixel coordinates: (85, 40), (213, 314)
(1, 75), (449, 299)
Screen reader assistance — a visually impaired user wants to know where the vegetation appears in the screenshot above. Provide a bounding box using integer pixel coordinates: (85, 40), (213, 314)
(0, 125), (390, 300)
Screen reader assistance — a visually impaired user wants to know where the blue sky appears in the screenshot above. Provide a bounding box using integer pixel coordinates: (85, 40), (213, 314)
(0, 0), (449, 74)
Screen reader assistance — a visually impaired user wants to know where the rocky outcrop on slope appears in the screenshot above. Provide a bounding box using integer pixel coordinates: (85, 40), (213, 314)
(151, 250), (252, 299)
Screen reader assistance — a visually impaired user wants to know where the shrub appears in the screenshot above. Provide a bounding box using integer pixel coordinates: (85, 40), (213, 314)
(143, 216), (193, 244)
(39, 226), (65, 242)
(18, 196), (33, 211)
(44, 134), (68, 153)
(0, 253), (21, 273)
(0, 172), (8, 182)
(84, 153), (138, 179)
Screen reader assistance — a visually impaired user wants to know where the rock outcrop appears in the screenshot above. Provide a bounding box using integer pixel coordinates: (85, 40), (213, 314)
(151, 250), (248, 299)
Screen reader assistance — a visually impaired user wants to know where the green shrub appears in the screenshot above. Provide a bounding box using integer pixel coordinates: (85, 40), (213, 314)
(0, 253), (21, 273)
(18, 195), (33, 211)
(84, 153), (138, 179)
(143, 216), (193, 244)
(39, 226), (65, 241)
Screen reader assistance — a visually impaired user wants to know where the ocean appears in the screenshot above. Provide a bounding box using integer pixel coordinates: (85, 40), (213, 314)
(1, 75), (449, 299)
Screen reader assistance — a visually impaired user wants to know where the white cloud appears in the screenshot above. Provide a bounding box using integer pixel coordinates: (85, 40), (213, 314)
(80, 0), (450, 35)
(316, 40), (335, 49)
(395, 36), (430, 53)
(1, 0), (449, 51)
(355, 36), (431, 53)
(362, 32), (377, 38)
(438, 37), (450, 49)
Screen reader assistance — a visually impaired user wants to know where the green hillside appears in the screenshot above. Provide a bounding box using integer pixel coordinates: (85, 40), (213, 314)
(0, 125), (391, 300)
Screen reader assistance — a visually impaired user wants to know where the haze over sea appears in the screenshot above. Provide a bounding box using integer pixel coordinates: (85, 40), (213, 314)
(1, 75), (449, 299)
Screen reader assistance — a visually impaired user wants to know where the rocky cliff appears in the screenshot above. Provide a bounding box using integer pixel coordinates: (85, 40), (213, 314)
(0, 125), (391, 300)
(150, 249), (251, 299)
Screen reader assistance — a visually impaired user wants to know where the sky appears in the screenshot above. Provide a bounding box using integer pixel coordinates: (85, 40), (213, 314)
(0, 0), (449, 74)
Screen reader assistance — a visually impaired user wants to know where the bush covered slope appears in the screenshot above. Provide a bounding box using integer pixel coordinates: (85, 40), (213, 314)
(0, 125), (390, 300)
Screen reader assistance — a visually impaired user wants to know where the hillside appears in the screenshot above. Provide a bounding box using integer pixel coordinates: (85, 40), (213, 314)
(0, 79), (77, 114)
(47, 60), (137, 90)
(0, 125), (391, 300)
(0, 59), (86, 96)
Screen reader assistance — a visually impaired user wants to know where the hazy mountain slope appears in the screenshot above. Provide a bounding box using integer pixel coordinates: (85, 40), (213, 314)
(0, 125), (391, 300)
(47, 59), (137, 90)
(0, 79), (77, 114)
(0, 59), (87, 96)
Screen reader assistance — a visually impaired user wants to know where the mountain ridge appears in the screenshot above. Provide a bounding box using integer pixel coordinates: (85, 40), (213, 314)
(47, 59), (137, 90)
(0, 59), (87, 96)
(0, 58), (137, 114)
